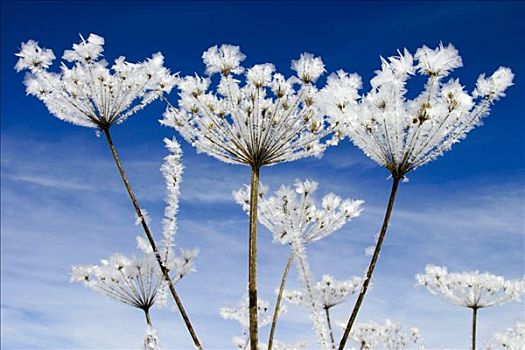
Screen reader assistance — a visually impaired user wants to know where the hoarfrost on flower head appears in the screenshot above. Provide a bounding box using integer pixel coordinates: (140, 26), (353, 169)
(219, 295), (279, 330)
(487, 320), (525, 350)
(234, 179), (363, 245)
(15, 40), (55, 73)
(283, 274), (363, 309)
(162, 45), (340, 168)
(321, 43), (513, 178)
(15, 34), (177, 129)
(202, 44), (246, 75)
(337, 319), (423, 350)
(416, 264), (525, 309)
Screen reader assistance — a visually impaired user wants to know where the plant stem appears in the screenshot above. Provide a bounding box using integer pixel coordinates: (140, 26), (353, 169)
(144, 308), (152, 326)
(249, 166), (260, 350)
(338, 176), (401, 349)
(471, 307), (478, 350)
(102, 128), (202, 349)
(325, 307), (335, 346)
(268, 252), (294, 350)
(291, 235), (330, 349)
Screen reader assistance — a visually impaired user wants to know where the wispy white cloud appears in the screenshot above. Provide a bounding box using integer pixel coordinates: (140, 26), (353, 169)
(1, 134), (523, 349)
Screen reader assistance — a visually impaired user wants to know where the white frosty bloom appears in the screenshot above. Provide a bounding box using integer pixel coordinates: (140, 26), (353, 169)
(487, 320), (525, 350)
(416, 265), (525, 309)
(219, 295), (279, 331)
(284, 274), (363, 309)
(202, 44), (246, 75)
(71, 248), (197, 310)
(291, 53), (325, 83)
(15, 34), (176, 129)
(247, 63), (275, 87)
(62, 33), (105, 63)
(71, 253), (165, 310)
(162, 46), (338, 167)
(473, 67), (514, 101)
(234, 179), (363, 245)
(14, 39), (55, 73)
(336, 319), (423, 350)
(415, 43), (463, 76)
(322, 43), (513, 178)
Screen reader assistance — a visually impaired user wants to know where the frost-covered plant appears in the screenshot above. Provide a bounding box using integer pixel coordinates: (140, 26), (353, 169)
(283, 274), (363, 344)
(71, 250), (196, 349)
(220, 296), (286, 350)
(144, 325), (161, 350)
(336, 319), (422, 350)
(15, 34), (175, 129)
(486, 320), (525, 350)
(416, 265), (525, 350)
(14, 35), (202, 347)
(320, 43), (514, 348)
(163, 44), (339, 349)
(235, 179), (363, 349)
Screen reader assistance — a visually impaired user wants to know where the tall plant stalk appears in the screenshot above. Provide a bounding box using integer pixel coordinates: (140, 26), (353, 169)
(325, 307), (335, 345)
(339, 176), (401, 349)
(268, 252), (294, 350)
(102, 128), (202, 349)
(248, 166), (260, 349)
(471, 307), (478, 350)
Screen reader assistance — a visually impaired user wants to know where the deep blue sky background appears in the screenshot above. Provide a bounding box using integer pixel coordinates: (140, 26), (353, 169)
(1, 1), (524, 349)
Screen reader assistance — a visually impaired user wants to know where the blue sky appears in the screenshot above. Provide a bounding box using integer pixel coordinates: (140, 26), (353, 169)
(1, 1), (524, 349)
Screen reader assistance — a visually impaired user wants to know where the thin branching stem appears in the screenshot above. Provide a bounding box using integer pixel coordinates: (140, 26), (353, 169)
(472, 307), (478, 350)
(268, 252), (294, 350)
(248, 166), (260, 350)
(338, 176), (401, 349)
(325, 307), (335, 346)
(102, 128), (203, 349)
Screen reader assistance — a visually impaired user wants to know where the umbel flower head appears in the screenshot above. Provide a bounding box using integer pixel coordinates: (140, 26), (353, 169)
(220, 295), (281, 331)
(162, 44), (340, 168)
(220, 295), (286, 349)
(320, 43), (514, 178)
(337, 319), (422, 350)
(15, 33), (176, 129)
(416, 265), (525, 309)
(234, 179), (364, 244)
(283, 274), (363, 310)
(487, 320), (525, 350)
(70, 250), (197, 311)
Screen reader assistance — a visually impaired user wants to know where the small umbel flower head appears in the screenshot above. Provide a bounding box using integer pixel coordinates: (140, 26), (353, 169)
(337, 319), (423, 350)
(70, 249), (197, 312)
(320, 43), (514, 178)
(284, 274), (364, 310)
(487, 320), (525, 350)
(15, 33), (177, 129)
(234, 179), (364, 245)
(220, 295), (285, 348)
(416, 265), (525, 309)
(162, 44), (341, 168)
(71, 253), (167, 311)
